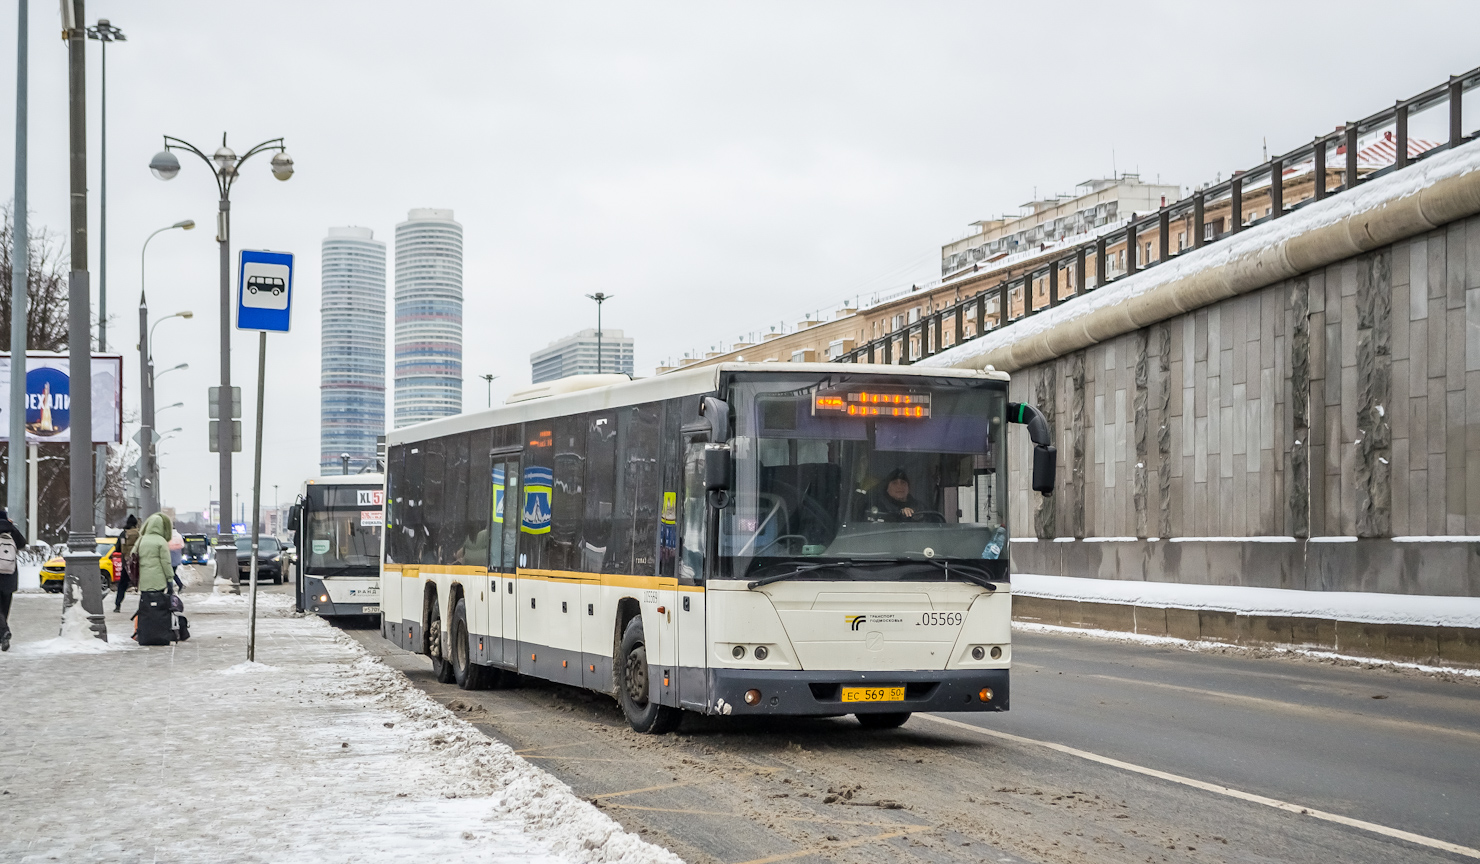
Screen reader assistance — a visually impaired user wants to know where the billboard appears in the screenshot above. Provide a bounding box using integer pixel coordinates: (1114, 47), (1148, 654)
(0, 354), (124, 444)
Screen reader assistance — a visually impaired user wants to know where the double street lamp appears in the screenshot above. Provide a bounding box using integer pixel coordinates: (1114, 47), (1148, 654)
(149, 134), (293, 588)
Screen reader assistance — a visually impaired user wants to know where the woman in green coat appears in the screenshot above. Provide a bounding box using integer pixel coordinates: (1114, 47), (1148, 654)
(135, 512), (176, 594)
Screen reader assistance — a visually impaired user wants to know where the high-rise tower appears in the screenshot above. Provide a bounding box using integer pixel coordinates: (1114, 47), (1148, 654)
(394, 208), (464, 427)
(320, 226), (387, 473)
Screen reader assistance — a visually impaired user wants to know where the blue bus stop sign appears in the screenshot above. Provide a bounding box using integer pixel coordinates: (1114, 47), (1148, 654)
(237, 249), (294, 332)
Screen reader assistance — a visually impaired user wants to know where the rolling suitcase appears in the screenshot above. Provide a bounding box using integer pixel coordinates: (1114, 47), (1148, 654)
(135, 590), (173, 646)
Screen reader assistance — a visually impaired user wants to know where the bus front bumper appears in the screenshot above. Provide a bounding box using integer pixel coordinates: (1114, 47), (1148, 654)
(705, 667), (1009, 716)
(303, 575), (381, 618)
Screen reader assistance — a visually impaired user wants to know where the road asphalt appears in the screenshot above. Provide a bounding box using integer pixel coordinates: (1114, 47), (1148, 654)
(347, 620), (1480, 864)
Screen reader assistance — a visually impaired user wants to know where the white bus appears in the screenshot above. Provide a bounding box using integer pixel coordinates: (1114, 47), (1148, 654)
(289, 474), (385, 617)
(381, 363), (1054, 732)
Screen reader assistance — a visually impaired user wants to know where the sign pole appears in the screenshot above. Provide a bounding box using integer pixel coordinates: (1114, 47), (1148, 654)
(236, 247), (292, 662)
(247, 330), (266, 661)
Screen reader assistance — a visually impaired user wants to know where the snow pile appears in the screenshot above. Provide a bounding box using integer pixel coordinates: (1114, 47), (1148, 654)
(1014, 572), (1480, 628)
(219, 660), (279, 675)
(320, 632), (685, 864)
(190, 589), (294, 611)
(11, 600), (134, 655)
(922, 138), (1480, 372)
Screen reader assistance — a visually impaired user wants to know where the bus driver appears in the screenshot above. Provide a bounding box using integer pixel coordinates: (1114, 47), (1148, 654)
(867, 468), (925, 522)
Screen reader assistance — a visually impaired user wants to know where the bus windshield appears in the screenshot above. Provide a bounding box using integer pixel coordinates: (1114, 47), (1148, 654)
(719, 373), (1009, 580)
(305, 485), (383, 574)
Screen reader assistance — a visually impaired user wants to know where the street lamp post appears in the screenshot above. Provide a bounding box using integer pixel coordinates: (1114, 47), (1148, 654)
(85, 18), (123, 353)
(480, 373), (498, 407)
(150, 134), (293, 590)
(585, 293), (612, 374)
(9, 0), (29, 537)
(61, 0), (104, 639)
(137, 220), (193, 518)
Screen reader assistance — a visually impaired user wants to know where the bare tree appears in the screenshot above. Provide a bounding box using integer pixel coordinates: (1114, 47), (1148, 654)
(0, 205), (128, 539)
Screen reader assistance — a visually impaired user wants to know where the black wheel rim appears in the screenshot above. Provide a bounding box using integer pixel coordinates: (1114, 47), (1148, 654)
(624, 644), (649, 706)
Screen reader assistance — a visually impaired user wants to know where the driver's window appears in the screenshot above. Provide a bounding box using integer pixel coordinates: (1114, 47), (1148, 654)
(679, 443), (706, 582)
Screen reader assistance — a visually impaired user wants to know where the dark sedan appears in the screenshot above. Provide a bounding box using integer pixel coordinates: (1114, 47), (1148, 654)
(236, 535), (285, 585)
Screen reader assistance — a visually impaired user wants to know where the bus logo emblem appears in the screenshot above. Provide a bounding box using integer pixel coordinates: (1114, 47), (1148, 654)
(846, 614), (867, 631)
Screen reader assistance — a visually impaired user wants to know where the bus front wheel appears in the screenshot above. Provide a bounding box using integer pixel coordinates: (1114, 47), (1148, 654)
(450, 598), (495, 690)
(617, 616), (681, 734)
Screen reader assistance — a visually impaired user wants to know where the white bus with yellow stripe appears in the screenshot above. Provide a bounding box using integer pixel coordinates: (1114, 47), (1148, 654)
(380, 362), (1055, 733)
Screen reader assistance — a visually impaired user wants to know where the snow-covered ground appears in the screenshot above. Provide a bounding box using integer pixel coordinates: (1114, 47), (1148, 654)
(1014, 572), (1480, 629)
(0, 591), (683, 864)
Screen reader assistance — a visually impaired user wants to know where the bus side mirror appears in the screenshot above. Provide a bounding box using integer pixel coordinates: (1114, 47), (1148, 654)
(287, 504), (301, 532)
(1008, 401), (1056, 497)
(1032, 444), (1056, 496)
(705, 446), (731, 492)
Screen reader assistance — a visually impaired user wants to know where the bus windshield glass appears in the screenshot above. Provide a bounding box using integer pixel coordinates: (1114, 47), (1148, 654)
(720, 373), (1009, 580)
(305, 485), (383, 574)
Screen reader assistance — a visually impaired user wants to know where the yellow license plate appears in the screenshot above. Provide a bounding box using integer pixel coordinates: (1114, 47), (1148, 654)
(841, 686), (905, 703)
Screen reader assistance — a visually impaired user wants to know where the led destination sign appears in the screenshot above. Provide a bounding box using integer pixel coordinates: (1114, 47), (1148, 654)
(813, 390), (931, 419)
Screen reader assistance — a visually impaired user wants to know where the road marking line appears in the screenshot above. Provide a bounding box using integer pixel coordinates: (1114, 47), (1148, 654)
(916, 713), (1480, 860)
(1082, 672), (1480, 744)
(590, 780), (696, 799)
(729, 828), (928, 864)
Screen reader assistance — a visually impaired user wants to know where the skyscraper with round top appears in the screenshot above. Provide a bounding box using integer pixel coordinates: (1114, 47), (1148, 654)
(394, 208), (464, 427)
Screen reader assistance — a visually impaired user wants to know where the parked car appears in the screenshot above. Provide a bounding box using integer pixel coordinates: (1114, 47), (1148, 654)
(39, 537), (120, 594)
(235, 535), (285, 584)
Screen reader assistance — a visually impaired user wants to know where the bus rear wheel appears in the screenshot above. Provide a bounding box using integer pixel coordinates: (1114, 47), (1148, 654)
(616, 616), (680, 734)
(426, 594), (455, 684)
(855, 712), (911, 730)
(451, 598), (495, 690)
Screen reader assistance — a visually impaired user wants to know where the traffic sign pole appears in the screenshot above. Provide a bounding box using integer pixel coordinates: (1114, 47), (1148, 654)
(236, 249), (293, 663)
(247, 330), (266, 661)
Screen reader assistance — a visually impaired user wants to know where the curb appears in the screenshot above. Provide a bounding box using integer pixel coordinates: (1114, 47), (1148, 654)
(1012, 594), (1480, 669)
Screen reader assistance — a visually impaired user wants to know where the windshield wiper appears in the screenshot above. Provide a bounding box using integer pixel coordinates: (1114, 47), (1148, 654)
(745, 559), (910, 590)
(903, 558), (999, 591)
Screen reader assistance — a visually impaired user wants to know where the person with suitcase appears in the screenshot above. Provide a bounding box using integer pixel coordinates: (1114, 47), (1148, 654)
(113, 514), (140, 613)
(0, 507), (26, 652)
(132, 512), (177, 646)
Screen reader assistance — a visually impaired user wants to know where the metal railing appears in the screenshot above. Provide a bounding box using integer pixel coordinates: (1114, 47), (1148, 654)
(838, 66), (1480, 366)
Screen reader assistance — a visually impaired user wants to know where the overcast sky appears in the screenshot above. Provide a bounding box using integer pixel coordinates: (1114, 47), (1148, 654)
(2, 0), (1479, 521)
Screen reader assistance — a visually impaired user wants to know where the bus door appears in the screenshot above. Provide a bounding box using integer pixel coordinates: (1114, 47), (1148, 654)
(676, 435), (710, 710)
(490, 454), (521, 669)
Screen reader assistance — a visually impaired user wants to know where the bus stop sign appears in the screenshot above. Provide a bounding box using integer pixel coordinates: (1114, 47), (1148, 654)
(237, 249), (294, 332)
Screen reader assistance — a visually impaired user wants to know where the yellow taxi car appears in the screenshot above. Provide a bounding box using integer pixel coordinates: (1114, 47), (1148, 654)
(38, 536), (123, 594)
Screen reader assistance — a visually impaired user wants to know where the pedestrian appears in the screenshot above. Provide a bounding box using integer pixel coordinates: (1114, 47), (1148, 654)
(133, 512), (177, 646)
(135, 512), (175, 596)
(169, 528), (185, 591)
(0, 507), (27, 652)
(113, 514), (140, 613)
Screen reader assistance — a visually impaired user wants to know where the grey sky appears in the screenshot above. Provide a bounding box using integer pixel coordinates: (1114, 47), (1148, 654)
(2, 0), (1479, 519)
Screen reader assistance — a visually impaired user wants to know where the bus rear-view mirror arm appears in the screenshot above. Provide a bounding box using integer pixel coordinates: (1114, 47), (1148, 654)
(1008, 401), (1056, 496)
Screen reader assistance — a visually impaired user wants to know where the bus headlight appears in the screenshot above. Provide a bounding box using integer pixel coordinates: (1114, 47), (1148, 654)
(319, 594), (329, 603)
(732, 645), (746, 659)
(971, 646), (985, 660)
(990, 646), (1002, 659)
(754, 646), (768, 661)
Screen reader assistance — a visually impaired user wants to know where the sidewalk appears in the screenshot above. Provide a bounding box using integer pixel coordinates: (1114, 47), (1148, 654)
(0, 589), (681, 864)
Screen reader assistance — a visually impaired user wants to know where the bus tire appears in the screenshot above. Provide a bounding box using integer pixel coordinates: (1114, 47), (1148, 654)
(427, 594), (455, 684)
(855, 712), (911, 730)
(451, 598), (495, 690)
(616, 616), (681, 734)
